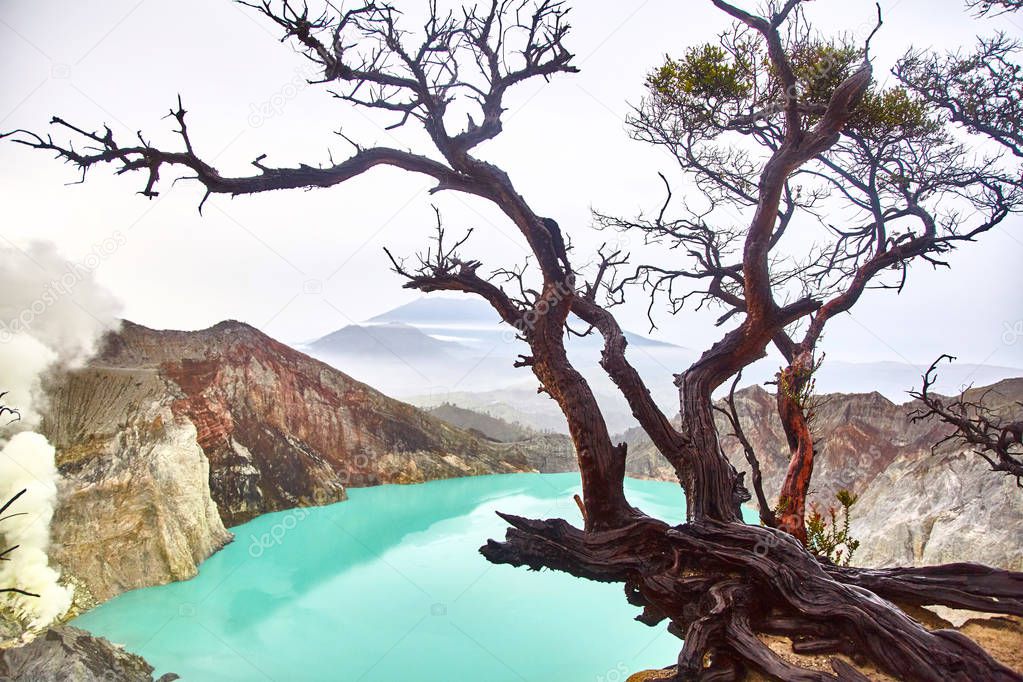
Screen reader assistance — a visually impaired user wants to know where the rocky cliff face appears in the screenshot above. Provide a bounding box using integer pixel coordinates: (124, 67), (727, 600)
(625, 385), (946, 502)
(848, 379), (1023, 571)
(44, 320), (538, 603)
(89, 320), (535, 526)
(716, 385), (950, 506)
(623, 379), (1023, 570)
(0, 626), (177, 682)
(43, 367), (231, 603)
(849, 446), (1023, 570)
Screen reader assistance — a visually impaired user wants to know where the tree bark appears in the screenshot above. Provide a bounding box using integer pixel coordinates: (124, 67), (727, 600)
(774, 351), (816, 543)
(679, 371), (746, 523)
(528, 303), (634, 530)
(515, 280), (634, 531)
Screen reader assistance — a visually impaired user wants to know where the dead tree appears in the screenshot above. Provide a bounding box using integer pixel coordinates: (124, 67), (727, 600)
(6, 1), (1023, 679)
(910, 355), (1023, 487)
(714, 372), (777, 528)
(0, 489), (37, 598)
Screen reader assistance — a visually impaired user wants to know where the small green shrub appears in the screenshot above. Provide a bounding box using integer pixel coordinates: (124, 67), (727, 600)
(806, 489), (860, 566)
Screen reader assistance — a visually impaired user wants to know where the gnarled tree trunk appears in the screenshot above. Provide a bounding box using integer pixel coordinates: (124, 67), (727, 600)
(483, 514), (1023, 681)
(774, 352), (817, 543)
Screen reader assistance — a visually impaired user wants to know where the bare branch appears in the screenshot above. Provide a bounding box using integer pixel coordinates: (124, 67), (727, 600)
(385, 208), (525, 327)
(910, 355), (1023, 486)
(713, 371), (777, 527)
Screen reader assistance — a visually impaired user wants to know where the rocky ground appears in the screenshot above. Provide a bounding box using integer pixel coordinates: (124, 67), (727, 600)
(0, 626), (178, 681)
(626, 615), (1023, 680)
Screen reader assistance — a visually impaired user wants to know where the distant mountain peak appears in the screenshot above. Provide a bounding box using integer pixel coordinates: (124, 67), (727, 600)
(369, 297), (501, 326)
(367, 297), (686, 349)
(306, 321), (473, 356)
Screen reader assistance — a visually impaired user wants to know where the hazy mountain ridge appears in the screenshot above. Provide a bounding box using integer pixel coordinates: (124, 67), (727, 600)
(425, 403), (537, 442)
(302, 298), (1023, 432)
(299, 298), (695, 419)
(411, 386), (641, 435)
(307, 322), (470, 361)
(367, 298), (681, 350)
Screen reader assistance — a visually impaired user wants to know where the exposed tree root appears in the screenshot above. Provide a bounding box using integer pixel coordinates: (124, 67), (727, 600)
(481, 514), (1023, 682)
(829, 563), (1023, 616)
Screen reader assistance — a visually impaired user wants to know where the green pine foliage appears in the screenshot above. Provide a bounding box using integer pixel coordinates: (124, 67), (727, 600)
(646, 35), (935, 142)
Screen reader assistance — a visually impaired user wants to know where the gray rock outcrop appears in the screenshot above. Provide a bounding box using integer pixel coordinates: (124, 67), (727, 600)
(850, 446), (1023, 570)
(0, 626), (177, 681)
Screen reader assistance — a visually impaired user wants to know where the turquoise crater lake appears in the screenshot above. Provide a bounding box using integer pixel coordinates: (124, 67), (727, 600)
(75, 473), (745, 681)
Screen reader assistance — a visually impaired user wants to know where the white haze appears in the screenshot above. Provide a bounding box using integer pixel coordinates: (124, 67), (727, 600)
(0, 242), (122, 631)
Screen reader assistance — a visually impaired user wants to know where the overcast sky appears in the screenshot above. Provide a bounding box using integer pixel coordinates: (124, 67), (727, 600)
(1, 0), (1021, 371)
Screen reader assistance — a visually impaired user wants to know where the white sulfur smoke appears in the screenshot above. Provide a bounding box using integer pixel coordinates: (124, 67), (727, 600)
(0, 433), (69, 628)
(0, 239), (124, 630)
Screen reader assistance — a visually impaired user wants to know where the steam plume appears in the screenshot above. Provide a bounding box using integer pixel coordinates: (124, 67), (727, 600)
(0, 240), (123, 630)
